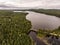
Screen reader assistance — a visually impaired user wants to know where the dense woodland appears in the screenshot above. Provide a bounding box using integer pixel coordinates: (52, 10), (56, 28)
(0, 11), (33, 45)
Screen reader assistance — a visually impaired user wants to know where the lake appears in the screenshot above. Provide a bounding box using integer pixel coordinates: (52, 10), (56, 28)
(26, 11), (60, 30)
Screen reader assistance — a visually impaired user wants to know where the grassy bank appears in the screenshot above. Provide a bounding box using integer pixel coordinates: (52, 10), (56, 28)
(0, 10), (33, 45)
(37, 27), (60, 38)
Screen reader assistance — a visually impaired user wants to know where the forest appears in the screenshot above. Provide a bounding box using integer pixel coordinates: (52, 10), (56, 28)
(0, 11), (33, 45)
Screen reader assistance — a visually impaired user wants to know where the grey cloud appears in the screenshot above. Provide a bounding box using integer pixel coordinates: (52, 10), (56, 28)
(0, 0), (60, 9)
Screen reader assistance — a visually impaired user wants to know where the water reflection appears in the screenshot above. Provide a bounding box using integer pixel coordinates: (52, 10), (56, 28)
(26, 11), (60, 30)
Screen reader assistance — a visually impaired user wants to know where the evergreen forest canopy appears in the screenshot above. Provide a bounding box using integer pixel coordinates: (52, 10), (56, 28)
(0, 11), (33, 45)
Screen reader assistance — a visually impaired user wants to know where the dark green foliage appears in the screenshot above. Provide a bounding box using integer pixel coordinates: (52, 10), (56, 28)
(0, 11), (32, 45)
(0, 34), (32, 45)
(0, 11), (13, 16)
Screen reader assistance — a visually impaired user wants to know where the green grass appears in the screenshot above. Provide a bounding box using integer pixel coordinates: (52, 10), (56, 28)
(0, 11), (33, 45)
(37, 27), (60, 37)
(37, 29), (49, 37)
(51, 27), (60, 35)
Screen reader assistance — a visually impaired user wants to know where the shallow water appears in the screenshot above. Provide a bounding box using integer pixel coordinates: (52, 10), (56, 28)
(29, 31), (46, 45)
(26, 11), (60, 30)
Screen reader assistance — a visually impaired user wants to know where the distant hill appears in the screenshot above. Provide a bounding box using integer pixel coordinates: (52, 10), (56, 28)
(29, 9), (60, 17)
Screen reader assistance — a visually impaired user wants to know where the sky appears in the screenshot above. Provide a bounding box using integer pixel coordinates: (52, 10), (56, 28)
(0, 0), (60, 9)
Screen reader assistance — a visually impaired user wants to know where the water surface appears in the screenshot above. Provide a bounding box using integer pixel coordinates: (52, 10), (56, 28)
(26, 11), (60, 30)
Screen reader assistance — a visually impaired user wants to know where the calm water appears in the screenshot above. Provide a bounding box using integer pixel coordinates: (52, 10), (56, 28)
(26, 11), (60, 30)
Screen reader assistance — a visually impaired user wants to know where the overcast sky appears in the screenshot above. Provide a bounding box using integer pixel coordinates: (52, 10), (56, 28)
(0, 0), (60, 9)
